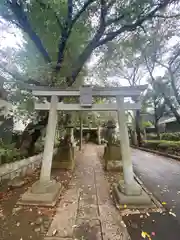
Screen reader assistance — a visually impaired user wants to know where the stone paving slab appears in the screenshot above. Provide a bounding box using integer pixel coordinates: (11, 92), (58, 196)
(44, 238), (73, 240)
(74, 219), (102, 240)
(99, 204), (130, 240)
(47, 201), (78, 238)
(78, 203), (99, 219)
(59, 186), (79, 204)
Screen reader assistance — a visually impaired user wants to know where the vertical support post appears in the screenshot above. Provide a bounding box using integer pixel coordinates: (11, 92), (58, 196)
(79, 113), (83, 150)
(40, 96), (58, 182)
(143, 128), (147, 141)
(70, 127), (74, 144)
(132, 110), (138, 146)
(98, 126), (101, 145)
(116, 96), (134, 186)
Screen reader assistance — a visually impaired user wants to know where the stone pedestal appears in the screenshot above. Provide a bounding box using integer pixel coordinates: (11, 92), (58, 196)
(18, 180), (62, 206)
(103, 144), (122, 171)
(112, 180), (152, 208)
(52, 145), (75, 170)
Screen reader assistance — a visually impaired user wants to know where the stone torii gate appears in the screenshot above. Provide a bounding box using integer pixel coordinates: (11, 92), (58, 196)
(19, 85), (149, 206)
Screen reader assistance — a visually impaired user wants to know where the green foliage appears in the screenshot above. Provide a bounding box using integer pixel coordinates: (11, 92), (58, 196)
(161, 132), (180, 141)
(142, 121), (153, 128)
(142, 140), (180, 155)
(143, 140), (161, 149)
(146, 133), (159, 140)
(147, 132), (180, 141)
(0, 137), (44, 164)
(0, 141), (21, 164)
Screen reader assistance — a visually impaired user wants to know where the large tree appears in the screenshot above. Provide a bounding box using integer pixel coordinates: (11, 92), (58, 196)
(0, 0), (178, 153)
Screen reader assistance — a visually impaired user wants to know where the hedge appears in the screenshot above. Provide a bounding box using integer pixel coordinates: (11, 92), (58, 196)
(161, 132), (180, 141)
(142, 140), (180, 155)
(146, 133), (159, 140)
(147, 132), (180, 141)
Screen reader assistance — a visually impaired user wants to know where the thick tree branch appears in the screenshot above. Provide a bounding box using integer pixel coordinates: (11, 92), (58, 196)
(169, 69), (180, 105)
(163, 93), (180, 124)
(169, 48), (180, 66)
(97, 1), (172, 47)
(100, 0), (106, 27)
(144, 55), (156, 82)
(155, 60), (168, 69)
(56, 0), (96, 70)
(68, 0), (73, 23)
(71, 0), (95, 26)
(8, 0), (51, 63)
(67, 30), (104, 86)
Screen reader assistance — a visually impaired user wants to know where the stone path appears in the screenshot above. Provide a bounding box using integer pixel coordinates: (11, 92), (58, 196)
(45, 144), (129, 240)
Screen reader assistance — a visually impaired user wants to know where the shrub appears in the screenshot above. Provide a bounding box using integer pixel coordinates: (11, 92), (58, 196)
(147, 132), (180, 141)
(158, 142), (170, 150)
(161, 132), (180, 141)
(142, 140), (180, 155)
(147, 133), (159, 140)
(34, 141), (44, 155)
(0, 141), (21, 164)
(142, 140), (160, 149)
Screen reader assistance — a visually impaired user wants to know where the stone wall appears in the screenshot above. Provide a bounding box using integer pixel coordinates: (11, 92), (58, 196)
(0, 153), (42, 181)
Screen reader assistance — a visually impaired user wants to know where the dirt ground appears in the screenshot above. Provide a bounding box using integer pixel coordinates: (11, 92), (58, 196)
(0, 168), (73, 240)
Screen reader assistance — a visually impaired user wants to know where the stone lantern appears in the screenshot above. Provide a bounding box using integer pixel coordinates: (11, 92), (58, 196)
(103, 120), (122, 171)
(52, 121), (75, 170)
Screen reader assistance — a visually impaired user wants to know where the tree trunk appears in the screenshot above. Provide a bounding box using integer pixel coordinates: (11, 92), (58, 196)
(163, 95), (180, 124)
(154, 105), (160, 139)
(154, 119), (160, 139)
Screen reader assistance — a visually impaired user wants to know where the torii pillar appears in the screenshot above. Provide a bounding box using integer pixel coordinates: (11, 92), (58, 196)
(19, 96), (62, 206)
(97, 126), (101, 145)
(113, 96), (151, 206)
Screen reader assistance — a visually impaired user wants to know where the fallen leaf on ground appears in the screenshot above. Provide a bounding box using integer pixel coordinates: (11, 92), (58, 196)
(141, 231), (152, 240)
(16, 222), (20, 227)
(169, 211), (176, 217)
(52, 229), (57, 236)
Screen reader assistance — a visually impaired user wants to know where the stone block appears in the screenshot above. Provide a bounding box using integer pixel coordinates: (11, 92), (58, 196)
(18, 180), (62, 207)
(103, 145), (122, 171)
(78, 203), (99, 219)
(47, 200), (78, 238)
(99, 205), (129, 240)
(106, 161), (123, 172)
(118, 180), (142, 196)
(113, 183), (152, 207)
(8, 176), (25, 188)
(52, 146), (75, 170)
